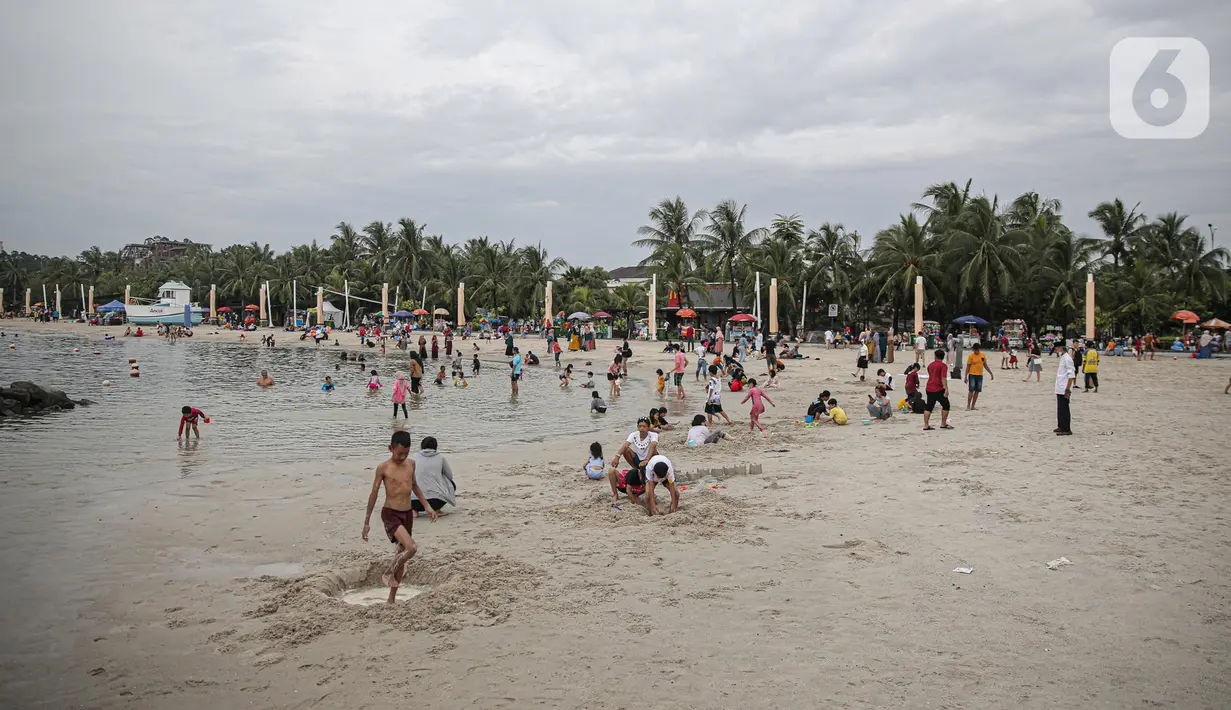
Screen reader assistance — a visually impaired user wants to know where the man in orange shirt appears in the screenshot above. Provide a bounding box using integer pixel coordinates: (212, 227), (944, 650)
(963, 342), (993, 410)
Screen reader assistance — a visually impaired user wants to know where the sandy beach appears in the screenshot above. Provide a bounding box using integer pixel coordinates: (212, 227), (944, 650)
(1, 319), (1229, 709)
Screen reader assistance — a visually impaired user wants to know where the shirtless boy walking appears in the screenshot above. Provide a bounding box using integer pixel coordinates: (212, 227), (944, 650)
(363, 431), (436, 603)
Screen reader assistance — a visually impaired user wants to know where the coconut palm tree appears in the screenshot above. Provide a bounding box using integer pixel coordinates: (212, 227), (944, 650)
(769, 213), (806, 249)
(946, 195), (1024, 316)
(361, 221), (395, 275)
(697, 199), (766, 311)
(331, 222), (363, 267)
(1088, 199), (1144, 268)
(391, 218), (428, 298)
(912, 179), (973, 233)
(633, 197), (707, 255)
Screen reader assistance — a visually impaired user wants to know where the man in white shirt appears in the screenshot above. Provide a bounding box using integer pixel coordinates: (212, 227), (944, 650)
(1054, 341), (1077, 435)
(643, 454), (679, 516)
(694, 342), (707, 380)
(914, 331), (928, 364)
(607, 418), (659, 506)
(824, 330), (834, 349)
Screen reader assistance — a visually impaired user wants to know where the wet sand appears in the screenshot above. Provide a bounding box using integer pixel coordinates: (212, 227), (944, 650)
(2, 321), (1229, 708)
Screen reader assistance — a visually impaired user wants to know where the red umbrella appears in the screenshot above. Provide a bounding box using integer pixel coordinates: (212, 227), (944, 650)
(244, 304), (260, 311)
(217, 306), (233, 312)
(728, 313), (755, 322)
(1172, 310), (1199, 324)
(412, 308), (429, 316)
(591, 311), (612, 319)
(676, 308), (697, 318)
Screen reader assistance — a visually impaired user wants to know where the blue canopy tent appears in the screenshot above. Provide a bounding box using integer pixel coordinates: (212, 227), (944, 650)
(952, 315), (989, 326)
(96, 300), (126, 312)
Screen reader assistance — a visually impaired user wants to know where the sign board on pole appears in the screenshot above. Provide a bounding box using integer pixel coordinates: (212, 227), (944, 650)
(828, 304), (839, 317)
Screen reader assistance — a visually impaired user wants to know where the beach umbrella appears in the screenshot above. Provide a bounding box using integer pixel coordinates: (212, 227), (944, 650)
(1201, 317), (1230, 329)
(217, 306), (233, 312)
(728, 313), (755, 322)
(1172, 310), (1199, 324)
(433, 307), (449, 315)
(568, 311), (591, 321)
(412, 308), (429, 316)
(392, 310), (414, 318)
(591, 311), (612, 319)
(676, 308), (697, 318)
(244, 304), (260, 311)
(952, 315), (989, 326)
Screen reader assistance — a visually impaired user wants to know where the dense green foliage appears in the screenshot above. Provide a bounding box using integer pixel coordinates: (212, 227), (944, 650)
(2, 181), (1226, 334)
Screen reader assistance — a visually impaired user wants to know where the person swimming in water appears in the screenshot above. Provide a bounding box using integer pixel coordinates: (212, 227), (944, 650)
(256, 369), (274, 387)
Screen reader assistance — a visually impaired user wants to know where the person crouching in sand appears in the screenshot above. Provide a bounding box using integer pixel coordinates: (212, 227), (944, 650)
(363, 431), (436, 603)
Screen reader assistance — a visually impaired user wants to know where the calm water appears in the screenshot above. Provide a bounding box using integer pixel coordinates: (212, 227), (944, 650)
(0, 330), (665, 492)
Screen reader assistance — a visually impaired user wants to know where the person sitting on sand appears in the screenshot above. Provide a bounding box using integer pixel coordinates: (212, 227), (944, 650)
(818, 398), (847, 425)
(580, 371), (596, 388)
(584, 442), (607, 480)
(590, 391), (608, 413)
(867, 385), (893, 420)
(687, 414), (730, 445)
(607, 417), (658, 505)
(526, 350), (540, 366)
(649, 407), (673, 431)
(410, 436), (456, 518)
(643, 454), (679, 516)
(362, 431), (436, 604)
(256, 369), (274, 387)
(806, 390), (831, 422)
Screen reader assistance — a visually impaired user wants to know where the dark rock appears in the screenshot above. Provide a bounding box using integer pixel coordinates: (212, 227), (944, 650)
(1, 382), (87, 418)
(77, 399), (95, 406)
(0, 387), (31, 405)
(9, 381), (48, 403)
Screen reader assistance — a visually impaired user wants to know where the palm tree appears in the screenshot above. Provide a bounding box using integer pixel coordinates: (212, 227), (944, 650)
(361, 221), (395, 276)
(520, 242), (567, 319)
(78, 247), (106, 279)
(1088, 199), (1144, 268)
(1041, 228), (1099, 328)
(633, 197), (707, 254)
(1109, 260), (1172, 333)
(608, 282), (646, 337)
(647, 243), (706, 310)
(870, 214), (938, 328)
(912, 179), (973, 233)
(769, 214), (806, 249)
(697, 200), (766, 310)
(806, 222), (857, 303)
(391, 218), (428, 298)
(331, 222), (363, 267)
(947, 195), (1023, 316)
(745, 239), (805, 332)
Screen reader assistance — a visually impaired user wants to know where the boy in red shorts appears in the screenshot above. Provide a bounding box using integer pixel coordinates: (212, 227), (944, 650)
(362, 431), (436, 603)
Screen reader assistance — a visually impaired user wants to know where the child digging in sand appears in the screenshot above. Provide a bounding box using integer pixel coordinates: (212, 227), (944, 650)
(362, 431), (436, 604)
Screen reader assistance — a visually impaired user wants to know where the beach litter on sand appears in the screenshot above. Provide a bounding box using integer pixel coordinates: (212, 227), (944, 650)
(952, 567), (973, 574)
(1046, 557), (1073, 570)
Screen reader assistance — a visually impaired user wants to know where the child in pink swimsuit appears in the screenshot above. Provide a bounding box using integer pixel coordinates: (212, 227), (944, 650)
(391, 372), (410, 418)
(740, 378), (776, 434)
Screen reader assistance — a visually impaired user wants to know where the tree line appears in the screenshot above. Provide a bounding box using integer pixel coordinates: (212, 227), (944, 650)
(636, 181), (1228, 335)
(1, 180), (1227, 335)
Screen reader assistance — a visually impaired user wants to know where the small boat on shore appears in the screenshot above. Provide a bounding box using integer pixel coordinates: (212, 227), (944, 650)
(125, 281), (206, 325)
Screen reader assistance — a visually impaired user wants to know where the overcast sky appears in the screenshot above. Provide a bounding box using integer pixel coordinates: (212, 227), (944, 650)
(1, 0), (1227, 268)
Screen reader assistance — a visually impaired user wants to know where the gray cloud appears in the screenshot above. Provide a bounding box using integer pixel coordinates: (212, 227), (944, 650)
(1, 0), (1227, 266)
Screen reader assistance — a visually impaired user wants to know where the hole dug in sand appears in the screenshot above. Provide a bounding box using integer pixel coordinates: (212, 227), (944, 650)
(316, 560), (433, 606)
